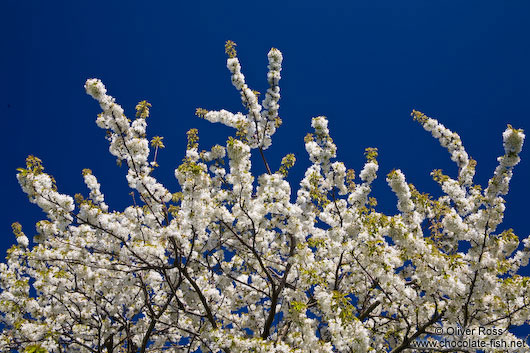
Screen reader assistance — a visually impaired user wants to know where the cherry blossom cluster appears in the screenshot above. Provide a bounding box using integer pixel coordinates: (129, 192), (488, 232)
(202, 45), (283, 150)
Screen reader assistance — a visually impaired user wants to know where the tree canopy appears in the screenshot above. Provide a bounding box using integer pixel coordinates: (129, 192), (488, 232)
(1, 42), (529, 353)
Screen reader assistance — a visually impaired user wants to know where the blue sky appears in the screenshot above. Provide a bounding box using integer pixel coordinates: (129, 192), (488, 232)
(2, 0), (530, 341)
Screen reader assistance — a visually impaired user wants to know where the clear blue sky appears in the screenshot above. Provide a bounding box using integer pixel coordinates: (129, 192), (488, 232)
(2, 0), (530, 340)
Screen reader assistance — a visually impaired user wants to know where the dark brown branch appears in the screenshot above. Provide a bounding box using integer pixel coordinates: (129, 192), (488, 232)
(171, 237), (218, 329)
(358, 300), (381, 321)
(463, 220), (489, 327)
(262, 234), (296, 339)
(259, 147), (272, 175)
(390, 309), (445, 353)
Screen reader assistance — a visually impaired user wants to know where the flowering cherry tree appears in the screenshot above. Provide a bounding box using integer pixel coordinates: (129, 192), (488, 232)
(1, 41), (529, 353)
